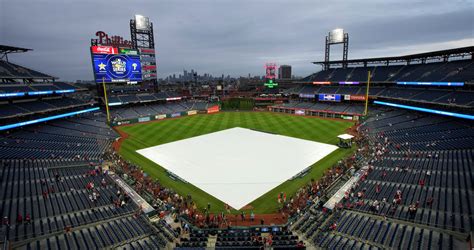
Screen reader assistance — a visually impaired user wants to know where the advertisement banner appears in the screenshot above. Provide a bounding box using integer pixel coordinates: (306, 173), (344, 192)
(339, 81), (359, 85)
(349, 95), (366, 101)
(207, 105), (220, 114)
(318, 94), (341, 102)
(341, 115), (353, 120)
(142, 73), (157, 79)
(312, 81), (331, 85)
(139, 56), (156, 63)
(91, 46), (118, 54)
(166, 97), (182, 101)
(142, 65), (157, 71)
(139, 48), (156, 54)
(138, 117), (151, 123)
(115, 120), (131, 126)
(187, 110), (197, 116)
(119, 48), (139, 55)
(171, 113), (181, 118)
(299, 93), (315, 98)
(295, 109), (305, 115)
(155, 114), (166, 120)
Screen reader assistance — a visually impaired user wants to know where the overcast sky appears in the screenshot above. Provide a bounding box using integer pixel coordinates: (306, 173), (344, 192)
(0, 0), (473, 81)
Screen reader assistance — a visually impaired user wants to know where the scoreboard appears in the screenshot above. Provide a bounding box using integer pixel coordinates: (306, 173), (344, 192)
(91, 46), (142, 83)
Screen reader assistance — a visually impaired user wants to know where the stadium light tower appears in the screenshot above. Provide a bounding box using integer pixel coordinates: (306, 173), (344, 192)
(130, 15), (157, 89)
(130, 15), (154, 48)
(324, 28), (349, 70)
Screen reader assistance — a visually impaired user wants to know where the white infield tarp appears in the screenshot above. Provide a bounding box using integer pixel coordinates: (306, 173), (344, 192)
(137, 127), (338, 210)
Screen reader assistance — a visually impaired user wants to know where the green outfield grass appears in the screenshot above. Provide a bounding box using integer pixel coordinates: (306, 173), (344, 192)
(116, 112), (355, 214)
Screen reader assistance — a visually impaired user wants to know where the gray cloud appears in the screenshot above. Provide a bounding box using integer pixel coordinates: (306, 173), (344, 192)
(0, 0), (472, 81)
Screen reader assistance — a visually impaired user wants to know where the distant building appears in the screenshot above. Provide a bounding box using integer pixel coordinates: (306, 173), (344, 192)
(278, 65), (292, 79)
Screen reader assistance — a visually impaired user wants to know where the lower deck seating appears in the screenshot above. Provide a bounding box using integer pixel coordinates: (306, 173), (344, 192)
(0, 158), (175, 249)
(294, 107), (472, 249)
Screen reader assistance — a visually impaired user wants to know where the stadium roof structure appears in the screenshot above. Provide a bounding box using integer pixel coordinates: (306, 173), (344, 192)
(0, 45), (32, 61)
(0, 45), (56, 81)
(313, 46), (474, 68)
(0, 60), (56, 81)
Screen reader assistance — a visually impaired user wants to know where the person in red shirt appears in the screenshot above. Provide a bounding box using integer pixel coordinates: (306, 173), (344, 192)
(297, 241), (305, 248)
(419, 179), (425, 187)
(17, 213), (23, 224)
(25, 213), (31, 224)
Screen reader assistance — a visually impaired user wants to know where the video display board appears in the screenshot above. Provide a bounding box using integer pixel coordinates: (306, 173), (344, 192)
(397, 81), (464, 86)
(91, 46), (142, 83)
(374, 101), (474, 120)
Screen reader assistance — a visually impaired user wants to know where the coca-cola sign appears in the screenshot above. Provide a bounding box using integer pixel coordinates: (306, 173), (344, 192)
(91, 46), (118, 54)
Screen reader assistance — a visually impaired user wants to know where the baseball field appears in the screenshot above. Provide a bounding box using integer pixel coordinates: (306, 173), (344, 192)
(116, 112), (355, 214)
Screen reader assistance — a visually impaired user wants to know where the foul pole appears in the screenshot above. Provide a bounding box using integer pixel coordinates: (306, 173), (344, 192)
(364, 71), (371, 116)
(102, 77), (111, 123)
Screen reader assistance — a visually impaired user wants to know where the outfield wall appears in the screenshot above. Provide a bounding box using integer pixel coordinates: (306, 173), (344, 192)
(111, 105), (222, 126)
(111, 110), (197, 126)
(269, 106), (361, 121)
(111, 105), (357, 127)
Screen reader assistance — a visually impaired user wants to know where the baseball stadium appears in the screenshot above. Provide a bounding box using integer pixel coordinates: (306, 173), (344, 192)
(0, 2), (473, 250)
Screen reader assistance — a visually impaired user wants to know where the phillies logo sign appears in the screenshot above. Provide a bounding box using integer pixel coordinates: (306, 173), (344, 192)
(91, 46), (118, 54)
(91, 31), (132, 48)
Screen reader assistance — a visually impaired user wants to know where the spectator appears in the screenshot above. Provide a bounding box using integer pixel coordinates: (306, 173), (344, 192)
(17, 213), (23, 224)
(419, 179), (425, 187)
(55, 172), (61, 182)
(3, 216), (9, 226)
(297, 240), (305, 248)
(426, 196), (434, 207)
